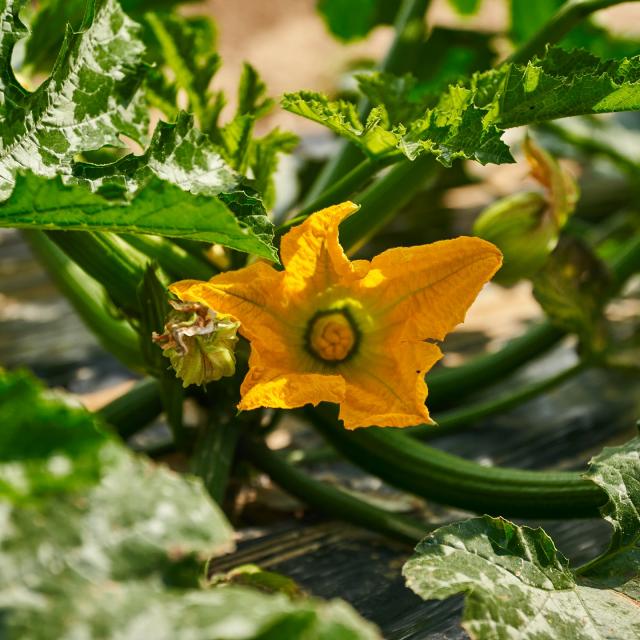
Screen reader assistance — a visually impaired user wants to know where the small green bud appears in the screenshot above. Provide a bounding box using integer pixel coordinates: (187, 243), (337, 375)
(474, 191), (553, 286)
(474, 136), (579, 286)
(152, 301), (239, 387)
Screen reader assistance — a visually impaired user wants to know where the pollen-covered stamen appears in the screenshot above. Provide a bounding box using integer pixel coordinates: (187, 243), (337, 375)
(307, 309), (358, 363)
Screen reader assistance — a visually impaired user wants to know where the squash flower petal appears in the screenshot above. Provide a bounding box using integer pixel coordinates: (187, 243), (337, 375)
(170, 202), (502, 429)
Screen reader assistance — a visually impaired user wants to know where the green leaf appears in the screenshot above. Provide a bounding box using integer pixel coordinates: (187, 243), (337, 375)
(282, 89), (511, 166)
(0, 0), (149, 200)
(0, 369), (107, 500)
(23, 0), (196, 73)
(316, 0), (401, 41)
(0, 369), (379, 640)
(251, 128), (300, 209)
(0, 171), (279, 261)
(285, 46), (640, 167)
(237, 62), (274, 118)
(580, 436), (640, 598)
(479, 48), (640, 128)
(403, 437), (640, 638)
(217, 113), (255, 173)
(356, 71), (428, 125)
(143, 11), (221, 128)
(5, 581), (381, 640)
(403, 515), (640, 640)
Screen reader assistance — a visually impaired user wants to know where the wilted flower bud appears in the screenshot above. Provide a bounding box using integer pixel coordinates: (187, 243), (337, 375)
(533, 236), (611, 357)
(473, 136), (578, 286)
(152, 301), (239, 387)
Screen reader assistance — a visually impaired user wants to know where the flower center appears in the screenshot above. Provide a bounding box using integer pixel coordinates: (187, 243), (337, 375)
(306, 309), (359, 363)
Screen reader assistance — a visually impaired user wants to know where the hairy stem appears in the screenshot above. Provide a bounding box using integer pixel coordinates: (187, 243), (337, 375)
(341, 154), (439, 254)
(243, 435), (427, 544)
(277, 157), (389, 234)
(48, 230), (147, 316)
(122, 234), (215, 282)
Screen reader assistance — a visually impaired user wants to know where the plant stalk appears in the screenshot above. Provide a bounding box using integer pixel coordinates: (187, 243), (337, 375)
(341, 154), (439, 254)
(48, 230), (147, 316)
(98, 377), (163, 439)
(122, 234), (215, 282)
(191, 413), (241, 505)
(508, 0), (633, 64)
(24, 230), (143, 368)
(277, 157), (389, 234)
(307, 407), (606, 518)
(243, 435), (427, 544)
(303, 0), (432, 206)
(409, 361), (587, 439)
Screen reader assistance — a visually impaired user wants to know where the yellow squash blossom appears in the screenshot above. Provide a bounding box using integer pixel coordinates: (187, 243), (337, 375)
(170, 202), (502, 429)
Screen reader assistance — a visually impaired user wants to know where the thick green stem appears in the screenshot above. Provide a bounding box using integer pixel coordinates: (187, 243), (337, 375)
(191, 414), (240, 505)
(48, 230), (147, 316)
(609, 231), (640, 288)
(24, 230), (142, 368)
(410, 361), (587, 439)
(508, 0), (633, 64)
(303, 0), (432, 205)
(121, 234), (214, 282)
(243, 436), (426, 544)
(98, 377), (163, 439)
(278, 158), (388, 234)
(307, 407), (606, 518)
(341, 155), (439, 254)
(427, 321), (565, 410)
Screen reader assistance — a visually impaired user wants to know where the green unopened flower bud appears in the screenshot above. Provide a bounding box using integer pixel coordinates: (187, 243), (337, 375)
(474, 192), (554, 286)
(474, 136), (579, 286)
(152, 301), (239, 387)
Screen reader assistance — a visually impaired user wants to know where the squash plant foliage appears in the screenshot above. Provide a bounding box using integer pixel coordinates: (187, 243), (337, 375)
(1, 0), (640, 638)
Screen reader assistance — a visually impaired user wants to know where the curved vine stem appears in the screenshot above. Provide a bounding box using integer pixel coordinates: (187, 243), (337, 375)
(243, 435), (427, 544)
(306, 407), (606, 519)
(409, 361), (587, 439)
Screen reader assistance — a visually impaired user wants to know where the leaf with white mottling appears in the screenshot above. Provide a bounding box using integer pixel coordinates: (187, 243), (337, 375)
(579, 436), (640, 599)
(403, 515), (640, 640)
(403, 438), (640, 639)
(0, 0), (149, 200)
(72, 112), (238, 199)
(0, 369), (379, 640)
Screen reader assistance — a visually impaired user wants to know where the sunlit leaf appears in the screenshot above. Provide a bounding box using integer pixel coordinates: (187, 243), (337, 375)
(0, 0), (148, 200)
(0, 171), (279, 261)
(284, 47), (640, 167)
(403, 437), (640, 639)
